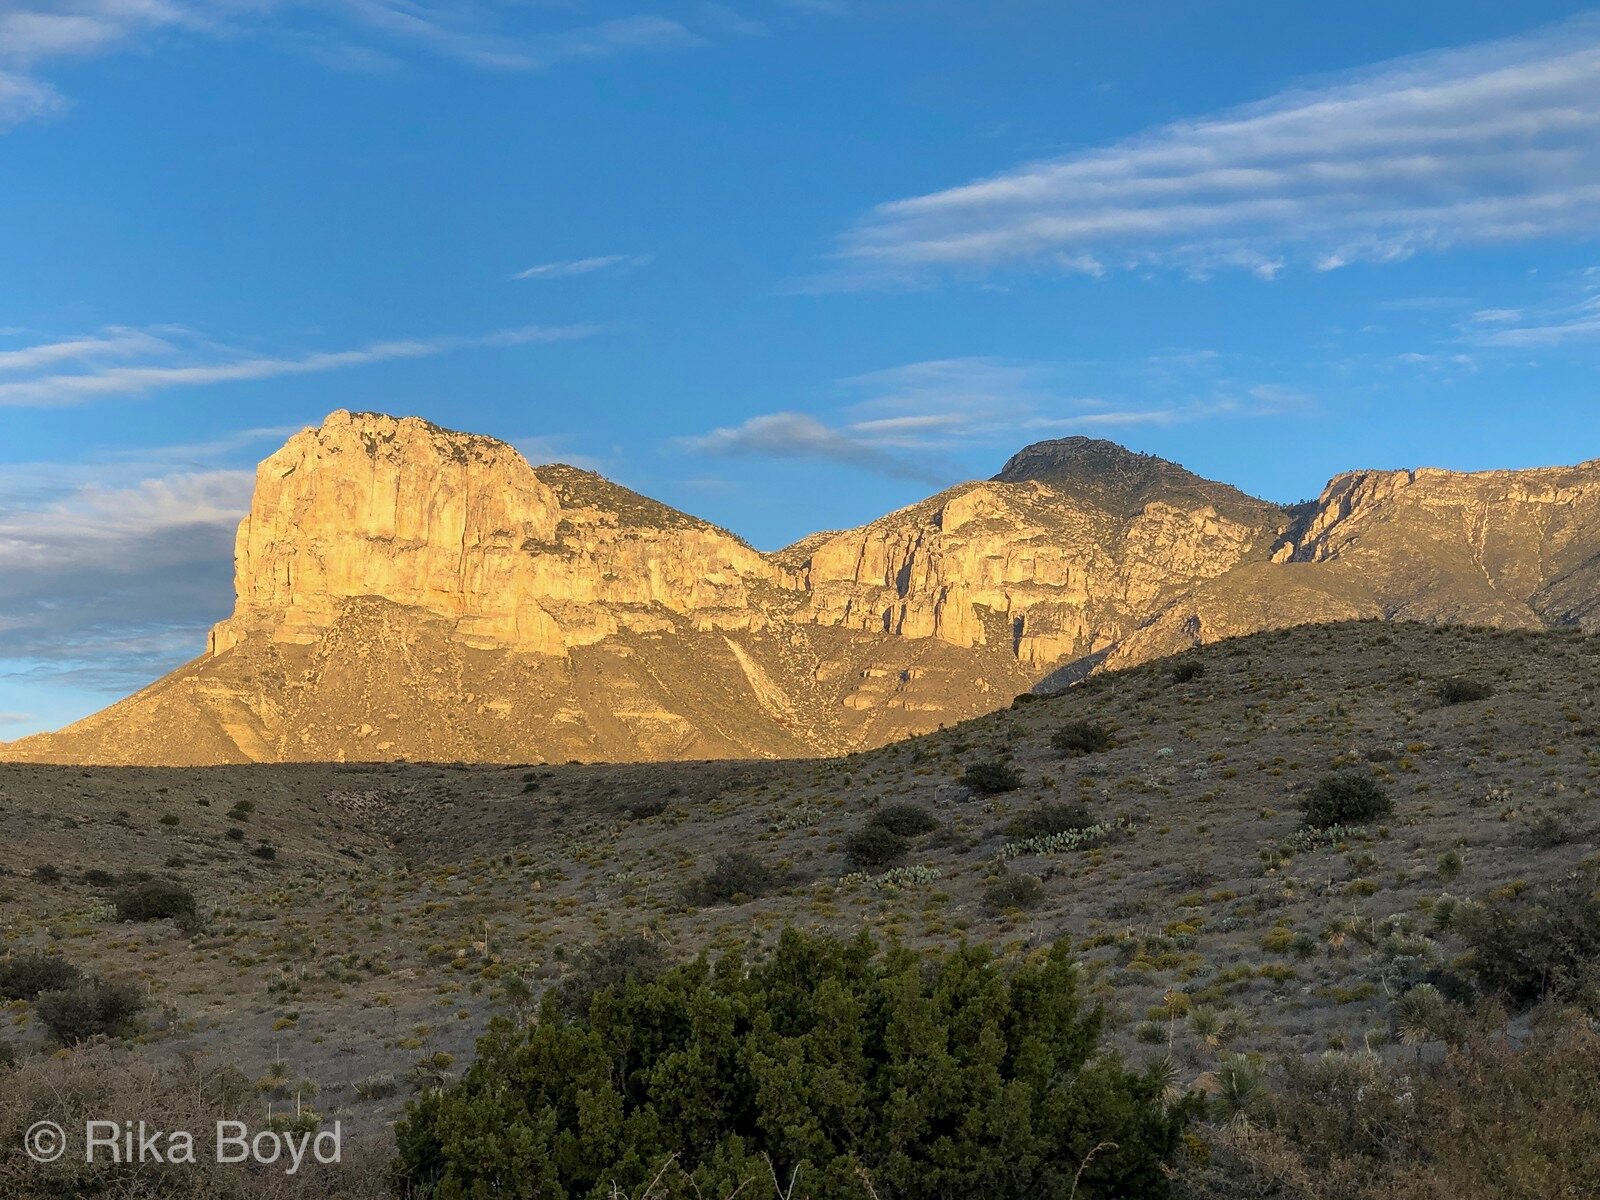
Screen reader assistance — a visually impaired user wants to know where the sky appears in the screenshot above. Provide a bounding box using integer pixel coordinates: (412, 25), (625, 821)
(4, 0), (1600, 737)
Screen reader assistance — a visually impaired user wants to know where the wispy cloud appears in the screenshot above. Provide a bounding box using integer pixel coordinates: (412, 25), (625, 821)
(1471, 273), (1600, 346)
(0, 322), (599, 407)
(683, 412), (948, 483)
(831, 16), (1600, 284)
(513, 253), (654, 280)
(0, 2), (719, 128)
(680, 356), (1304, 479)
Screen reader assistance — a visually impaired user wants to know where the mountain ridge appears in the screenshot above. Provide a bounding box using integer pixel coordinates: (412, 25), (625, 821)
(5, 410), (1600, 766)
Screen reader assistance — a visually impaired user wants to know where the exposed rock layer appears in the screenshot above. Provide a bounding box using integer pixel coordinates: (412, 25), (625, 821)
(6, 413), (1600, 766)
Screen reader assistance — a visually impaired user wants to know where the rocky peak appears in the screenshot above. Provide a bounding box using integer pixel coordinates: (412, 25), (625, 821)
(993, 436), (1280, 524)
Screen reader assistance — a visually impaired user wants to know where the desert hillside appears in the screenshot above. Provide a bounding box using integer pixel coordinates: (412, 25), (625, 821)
(2, 620), (1596, 1125)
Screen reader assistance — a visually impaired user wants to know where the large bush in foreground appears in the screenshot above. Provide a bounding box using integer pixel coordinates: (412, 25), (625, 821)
(393, 929), (1195, 1200)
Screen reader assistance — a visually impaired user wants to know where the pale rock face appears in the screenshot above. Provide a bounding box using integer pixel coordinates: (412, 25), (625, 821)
(211, 411), (567, 654)
(794, 481), (1276, 666)
(1281, 461), (1600, 628)
(209, 411), (779, 658)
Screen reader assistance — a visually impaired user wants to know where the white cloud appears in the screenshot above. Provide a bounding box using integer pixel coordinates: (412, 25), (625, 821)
(1465, 272), (1600, 346)
(513, 253), (654, 280)
(682, 412), (948, 482)
(0, 2), (713, 128)
(0, 322), (599, 406)
(680, 356), (1302, 479)
(832, 15), (1600, 283)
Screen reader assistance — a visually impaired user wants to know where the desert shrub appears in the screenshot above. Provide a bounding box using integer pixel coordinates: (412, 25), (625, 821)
(0, 954), (82, 1001)
(250, 843), (277, 860)
(81, 869), (115, 887)
(1300, 772), (1392, 829)
(0, 1041), (388, 1197)
(1051, 721), (1114, 757)
(870, 802), (939, 837)
(33, 864), (61, 884)
(1453, 866), (1600, 1012)
(1175, 1012), (1600, 1200)
(1437, 677), (1494, 705)
(983, 873), (1045, 913)
(1006, 801), (1093, 840)
(34, 977), (145, 1045)
(393, 928), (1197, 1200)
(111, 879), (197, 925)
(844, 822), (909, 868)
(355, 1072), (399, 1102)
(624, 797), (668, 820)
(1169, 660), (1206, 684)
(556, 935), (668, 1020)
(694, 851), (778, 904)
(960, 759), (1022, 794)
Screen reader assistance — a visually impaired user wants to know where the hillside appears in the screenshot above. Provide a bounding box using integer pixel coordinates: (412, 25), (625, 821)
(0, 620), (1596, 1188)
(6, 411), (1600, 766)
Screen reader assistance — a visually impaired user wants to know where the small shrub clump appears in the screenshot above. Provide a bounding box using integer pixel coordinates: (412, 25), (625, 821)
(1301, 772), (1393, 829)
(1168, 660), (1206, 684)
(1454, 866), (1600, 1012)
(844, 823), (910, 868)
(1051, 721), (1114, 757)
(111, 879), (198, 925)
(960, 759), (1022, 794)
(0, 954), (82, 1001)
(983, 873), (1046, 913)
(34, 977), (145, 1045)
(869, 802), (940, 837)
(1438, 676), (1494, 705)
(694, 852), (778, 904)
(1006, 801), (1093, 840)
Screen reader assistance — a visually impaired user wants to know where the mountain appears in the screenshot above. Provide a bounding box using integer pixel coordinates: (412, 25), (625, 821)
(4, 411), (1599, 766)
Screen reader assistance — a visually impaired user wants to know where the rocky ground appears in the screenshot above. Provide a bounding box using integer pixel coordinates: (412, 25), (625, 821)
(1, 619), (1597, 1191)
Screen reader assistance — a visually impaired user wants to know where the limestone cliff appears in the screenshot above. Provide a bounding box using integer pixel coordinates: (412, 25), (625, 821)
(6, 414), (1600, 767)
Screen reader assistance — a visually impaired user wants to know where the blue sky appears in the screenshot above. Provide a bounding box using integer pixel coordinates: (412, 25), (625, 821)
(4, 0), (1600, 736)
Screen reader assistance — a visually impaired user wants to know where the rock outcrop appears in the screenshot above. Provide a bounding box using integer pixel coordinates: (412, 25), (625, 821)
(6, 415), (1600, 767)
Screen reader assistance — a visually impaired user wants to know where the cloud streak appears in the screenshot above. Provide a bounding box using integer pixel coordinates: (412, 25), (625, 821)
(680, 357), (1304, 479)
(0, 322), (599, 407)
(0, 2), (719, 128)
(513, 253), (654, 280)
(833, 16), (1600, 283)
